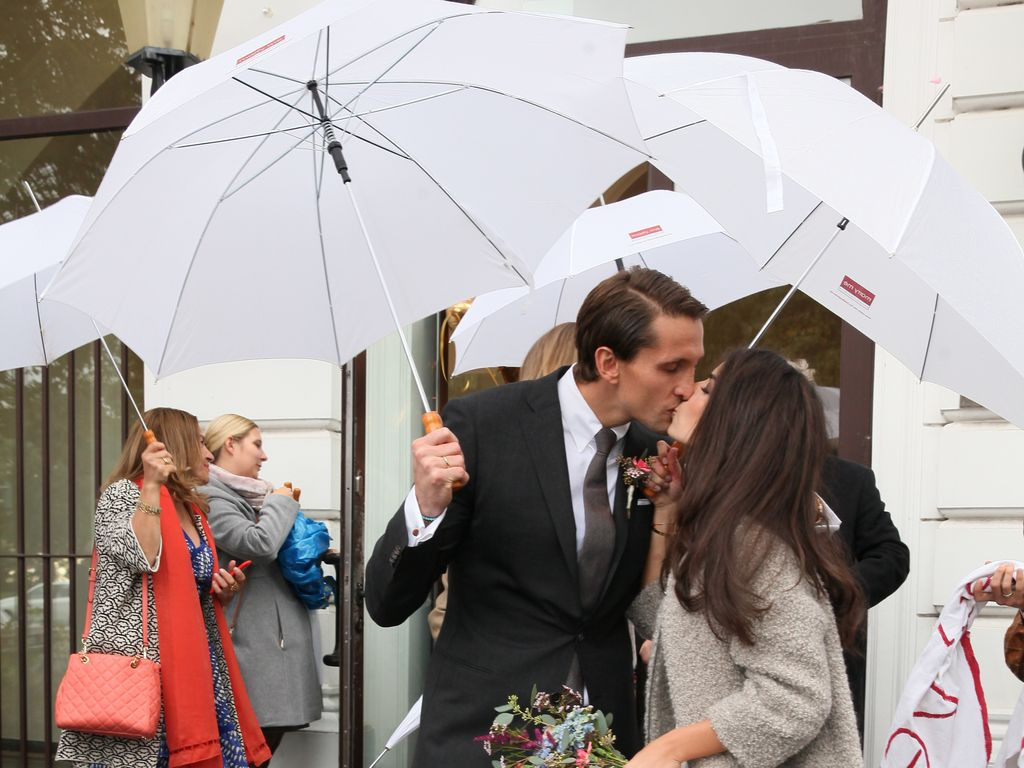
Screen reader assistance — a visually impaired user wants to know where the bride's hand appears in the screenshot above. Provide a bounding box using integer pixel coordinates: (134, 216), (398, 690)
(625, 735), (684, 768)
(643, 440), (684, 509)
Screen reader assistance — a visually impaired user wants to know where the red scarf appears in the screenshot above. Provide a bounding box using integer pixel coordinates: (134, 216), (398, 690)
(143, 481), (271, 768)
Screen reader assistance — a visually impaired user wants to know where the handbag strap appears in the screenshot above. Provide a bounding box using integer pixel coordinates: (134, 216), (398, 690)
(81, 546), (150, 658)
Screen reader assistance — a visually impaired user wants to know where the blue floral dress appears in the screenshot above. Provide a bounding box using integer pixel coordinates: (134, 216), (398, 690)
(155, 524), (249, 768)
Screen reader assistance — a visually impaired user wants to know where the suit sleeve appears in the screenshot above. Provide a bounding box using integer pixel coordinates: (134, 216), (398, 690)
(207, 492), (299, 563)
(364, 397), (477, 628)
(847, 467), (910, 607)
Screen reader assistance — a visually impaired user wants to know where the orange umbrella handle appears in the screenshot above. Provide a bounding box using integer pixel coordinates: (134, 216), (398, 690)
(422, 411), (465, 490)
(642, 440), (684, 499)
(144, 429), (156, 445)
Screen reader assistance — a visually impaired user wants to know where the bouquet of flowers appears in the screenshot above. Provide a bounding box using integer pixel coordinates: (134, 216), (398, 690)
(477, 686), (627, 767)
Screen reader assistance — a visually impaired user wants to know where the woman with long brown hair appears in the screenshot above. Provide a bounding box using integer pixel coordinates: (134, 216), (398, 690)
(56, 407), (271, 768)
(625, 349), (865, 767)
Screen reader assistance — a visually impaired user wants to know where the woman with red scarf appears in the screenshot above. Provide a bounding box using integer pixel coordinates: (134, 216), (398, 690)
(56, 408), (271, 768)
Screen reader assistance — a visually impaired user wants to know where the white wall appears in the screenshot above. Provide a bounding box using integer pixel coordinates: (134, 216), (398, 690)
(869, 0), (1024, 763)
(474, 0), (862, 43)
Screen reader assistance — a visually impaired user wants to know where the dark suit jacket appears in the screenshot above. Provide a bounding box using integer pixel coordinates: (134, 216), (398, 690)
(364, 369), (658, 767)
(822, 455), (910, 737)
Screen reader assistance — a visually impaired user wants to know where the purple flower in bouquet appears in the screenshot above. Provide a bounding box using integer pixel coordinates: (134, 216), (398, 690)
(476, 687), (627, 767)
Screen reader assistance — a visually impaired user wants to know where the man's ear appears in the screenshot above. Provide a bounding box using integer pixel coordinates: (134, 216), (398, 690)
(594, 346), (619, 384)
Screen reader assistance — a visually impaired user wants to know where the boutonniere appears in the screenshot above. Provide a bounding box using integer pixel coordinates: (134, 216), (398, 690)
(618, 454), (653, 518)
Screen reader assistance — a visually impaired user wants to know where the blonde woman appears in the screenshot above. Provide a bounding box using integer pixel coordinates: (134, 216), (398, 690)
(200, 414), (322, 763)
(519, 322), (577, 381)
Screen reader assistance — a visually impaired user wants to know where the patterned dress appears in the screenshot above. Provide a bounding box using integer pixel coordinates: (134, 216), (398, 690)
(154, 526), (249, 768)
(55, 480), (251, 768)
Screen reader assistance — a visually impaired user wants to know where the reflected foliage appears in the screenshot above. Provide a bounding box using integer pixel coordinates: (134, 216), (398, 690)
(0, 0), (138, 119)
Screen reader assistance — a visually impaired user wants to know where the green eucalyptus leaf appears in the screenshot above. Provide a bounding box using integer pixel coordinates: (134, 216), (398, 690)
(493, 712), (515, 727)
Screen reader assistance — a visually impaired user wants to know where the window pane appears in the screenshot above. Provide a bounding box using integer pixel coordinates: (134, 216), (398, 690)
(699, 289), (841, 388)
(0, 0), (140, 119)
(0, 131), (122, 223)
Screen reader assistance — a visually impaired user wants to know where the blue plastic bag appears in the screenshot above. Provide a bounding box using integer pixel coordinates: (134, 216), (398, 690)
(277, 511), (333, 609)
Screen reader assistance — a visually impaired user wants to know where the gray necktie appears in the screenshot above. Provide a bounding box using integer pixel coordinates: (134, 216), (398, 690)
(578, 427), (617, 613)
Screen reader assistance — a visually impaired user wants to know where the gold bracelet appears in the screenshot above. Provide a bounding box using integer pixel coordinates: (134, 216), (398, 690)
(650, 523), (674, 537)
(136, 500), (161, 516)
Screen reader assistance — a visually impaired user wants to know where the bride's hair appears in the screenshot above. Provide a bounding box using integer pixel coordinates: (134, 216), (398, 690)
(667, 348), (864, 649)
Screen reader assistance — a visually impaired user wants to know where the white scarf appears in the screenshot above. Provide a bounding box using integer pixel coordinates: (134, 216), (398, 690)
(209, 463), (275, 511)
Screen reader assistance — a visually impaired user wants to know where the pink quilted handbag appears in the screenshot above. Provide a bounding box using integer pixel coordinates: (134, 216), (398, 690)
(55, 549), (161, 739)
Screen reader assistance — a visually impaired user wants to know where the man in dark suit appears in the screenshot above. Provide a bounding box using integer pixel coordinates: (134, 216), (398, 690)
(365, 269), (707, 767)
(822, 455), (910, 738)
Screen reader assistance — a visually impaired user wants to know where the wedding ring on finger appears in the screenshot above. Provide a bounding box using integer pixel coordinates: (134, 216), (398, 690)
(1004, 590), (1016, 598)
(229, 583), (240, 593)
(162, 457), (172, 465)
(441, 455), (451, 468)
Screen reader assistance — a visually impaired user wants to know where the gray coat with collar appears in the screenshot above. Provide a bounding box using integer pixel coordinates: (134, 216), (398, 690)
(199, 474), (322, 728)
(629, 537), (863, 767)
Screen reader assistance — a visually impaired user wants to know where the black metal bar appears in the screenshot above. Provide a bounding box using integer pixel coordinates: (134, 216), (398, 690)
(41, 364), (53, 762)
(15, 369), (28, 766)
(94, 341), (102, 495)
(67, 353), (78, 654)
(121, 339), (130, 443)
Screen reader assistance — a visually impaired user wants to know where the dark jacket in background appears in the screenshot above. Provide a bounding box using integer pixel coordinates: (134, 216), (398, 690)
(822, 455), (911, 737)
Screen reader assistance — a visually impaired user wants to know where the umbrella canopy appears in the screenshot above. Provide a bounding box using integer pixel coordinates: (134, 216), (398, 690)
(43, 0), (647, 380)
(0, 196), (100, 370)
(451, 190), (781, 374)
(626, 53), (1024, 427)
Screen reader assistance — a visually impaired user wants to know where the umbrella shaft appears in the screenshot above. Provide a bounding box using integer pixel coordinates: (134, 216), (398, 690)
(308, 81), (351, 182)
(749, 217), (848, 349)
(92, 320), (148, 431)
(366, 747), (390, 768)
(344, 183), (432, 413)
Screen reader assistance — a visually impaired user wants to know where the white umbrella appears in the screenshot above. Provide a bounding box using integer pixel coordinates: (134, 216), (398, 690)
(0, 195), (100, 369)
(41, 0), (647, 429)
(367, 695), (421, 768)
(451, 190), (782, 374)
(625, 53), (1024, 427)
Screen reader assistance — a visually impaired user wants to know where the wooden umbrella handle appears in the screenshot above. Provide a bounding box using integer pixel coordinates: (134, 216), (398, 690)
(421, 411), (465, 490)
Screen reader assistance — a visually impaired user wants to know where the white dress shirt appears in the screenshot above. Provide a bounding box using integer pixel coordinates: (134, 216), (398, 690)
(403, 365), (629, 548)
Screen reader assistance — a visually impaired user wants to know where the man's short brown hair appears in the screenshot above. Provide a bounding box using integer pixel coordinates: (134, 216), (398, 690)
(575, 268), (707, 382)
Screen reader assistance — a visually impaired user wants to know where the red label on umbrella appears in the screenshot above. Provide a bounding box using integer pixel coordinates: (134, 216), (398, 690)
(629, 225), (663, 240)
(236, 35), (286, 66)
(840, 275), (875, 306)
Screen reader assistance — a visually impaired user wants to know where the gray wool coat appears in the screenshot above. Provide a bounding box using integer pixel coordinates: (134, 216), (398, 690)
(200, 475), (322, 728)
(629, 540), (864, 768)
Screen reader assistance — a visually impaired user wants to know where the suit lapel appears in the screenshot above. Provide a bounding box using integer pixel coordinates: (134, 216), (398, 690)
(522, 372), (579, 584)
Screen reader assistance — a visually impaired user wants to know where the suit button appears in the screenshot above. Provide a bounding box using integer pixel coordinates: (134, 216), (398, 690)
(576, 633), (585, 642)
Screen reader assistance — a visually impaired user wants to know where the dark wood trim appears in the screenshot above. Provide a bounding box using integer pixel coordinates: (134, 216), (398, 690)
(626, 0), (886, 107)
(0, 107), (139, 142)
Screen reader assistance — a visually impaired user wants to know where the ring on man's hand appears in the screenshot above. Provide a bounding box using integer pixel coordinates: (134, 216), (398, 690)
(162, 457), (171, 465)
(229, 583), (240, 593)
(441, 455), (451, 468)
(1003, 590), (1016, 598)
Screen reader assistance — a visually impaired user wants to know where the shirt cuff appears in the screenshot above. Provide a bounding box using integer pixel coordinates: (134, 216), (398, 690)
(128, 522), (162, 572)
(403, 487), (447, 547)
